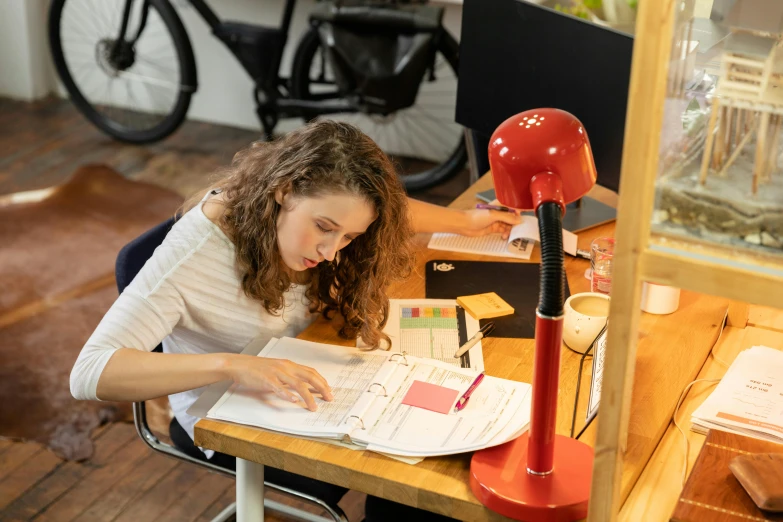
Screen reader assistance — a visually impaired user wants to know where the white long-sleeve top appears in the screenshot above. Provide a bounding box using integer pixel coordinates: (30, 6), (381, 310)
(70, 197), (317, 452)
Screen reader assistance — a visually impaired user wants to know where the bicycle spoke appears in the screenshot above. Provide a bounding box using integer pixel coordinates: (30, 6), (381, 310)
(116, 70), (184, 92)
(134, 55), (178, 77)
(68, 5), (104, 40)
(404, 114), (450, 155)
(92, 0), (114, 35)
(62, 20), (95, 43)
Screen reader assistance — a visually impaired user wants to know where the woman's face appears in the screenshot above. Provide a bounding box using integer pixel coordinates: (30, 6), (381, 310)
(276, 191), (377, 272)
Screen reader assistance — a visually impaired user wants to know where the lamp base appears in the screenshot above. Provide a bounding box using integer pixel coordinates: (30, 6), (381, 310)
(470, 433), (593, 522)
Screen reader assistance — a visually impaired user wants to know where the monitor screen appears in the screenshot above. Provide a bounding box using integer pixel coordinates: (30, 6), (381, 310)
(456, 0), (634, 194)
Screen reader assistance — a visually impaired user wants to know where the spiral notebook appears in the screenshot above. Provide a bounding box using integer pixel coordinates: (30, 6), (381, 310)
(205, 337), (532, 458)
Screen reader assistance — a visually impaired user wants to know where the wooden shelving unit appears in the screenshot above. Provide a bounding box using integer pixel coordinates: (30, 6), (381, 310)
(586, 0), (783, 520)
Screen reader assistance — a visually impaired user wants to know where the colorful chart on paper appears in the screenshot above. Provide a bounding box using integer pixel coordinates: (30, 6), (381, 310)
(398, 306), (462, 366)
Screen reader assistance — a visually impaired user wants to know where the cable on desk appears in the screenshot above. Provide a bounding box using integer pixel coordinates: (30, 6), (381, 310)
(672, 306), (730, 486)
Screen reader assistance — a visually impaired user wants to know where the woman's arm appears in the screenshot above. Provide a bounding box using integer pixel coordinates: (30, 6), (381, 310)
(96, 348), (332, 412)
(406, 197), (521, 238)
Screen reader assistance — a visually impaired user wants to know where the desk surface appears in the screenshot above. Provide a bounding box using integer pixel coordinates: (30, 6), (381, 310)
(195, 175), (729, 522)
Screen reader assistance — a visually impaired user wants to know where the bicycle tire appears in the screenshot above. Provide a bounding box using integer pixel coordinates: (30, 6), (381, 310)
(290, 25), (467, 192)
(49, 0), (197, 144)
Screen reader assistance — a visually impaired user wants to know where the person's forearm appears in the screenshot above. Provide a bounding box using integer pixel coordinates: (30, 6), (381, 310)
(407, 197), (468, 234)
(95, 348), (234, 402)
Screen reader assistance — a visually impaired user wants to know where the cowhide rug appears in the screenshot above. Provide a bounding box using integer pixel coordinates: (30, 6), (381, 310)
(0, 165), (183, 461)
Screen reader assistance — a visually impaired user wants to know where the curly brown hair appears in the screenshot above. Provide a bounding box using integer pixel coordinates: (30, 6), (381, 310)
(184, 120), (414, 348)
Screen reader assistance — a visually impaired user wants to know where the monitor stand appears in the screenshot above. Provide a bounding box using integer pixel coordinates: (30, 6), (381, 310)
(478, 190), (617, 233)
(522, 196), (616, 233)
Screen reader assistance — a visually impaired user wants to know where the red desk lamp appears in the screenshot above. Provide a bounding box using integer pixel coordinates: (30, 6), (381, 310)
(470, 108), (596, 522)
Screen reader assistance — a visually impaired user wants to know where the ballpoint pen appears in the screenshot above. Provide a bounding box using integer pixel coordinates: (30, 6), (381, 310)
(454, 371), (485, 412)
(574, 248), (591, 260)
(453, 322), (495, 359)
(475, 203), (518, 213)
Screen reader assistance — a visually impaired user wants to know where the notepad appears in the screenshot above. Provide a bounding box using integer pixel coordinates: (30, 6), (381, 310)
(428, 216), (577, 260)
(206, 337), (532, 458)
(402, 381), (460, 414)
(457, 292), (515, 320)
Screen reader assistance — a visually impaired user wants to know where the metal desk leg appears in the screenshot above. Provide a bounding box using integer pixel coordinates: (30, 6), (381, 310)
(237, 458), (264, 522)
(463, 128), (481, 185)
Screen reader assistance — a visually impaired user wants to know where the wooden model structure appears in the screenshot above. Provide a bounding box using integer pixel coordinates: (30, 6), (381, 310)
(587, 0), (783, 520)
(698, 1), (783, 194)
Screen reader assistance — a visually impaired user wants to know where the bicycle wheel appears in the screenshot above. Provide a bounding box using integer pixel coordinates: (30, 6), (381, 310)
(49, 0), (197, 144)
(290, 26), (467, 192)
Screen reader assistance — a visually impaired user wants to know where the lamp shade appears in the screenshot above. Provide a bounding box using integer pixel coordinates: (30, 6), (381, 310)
(488, 108), (597, 211)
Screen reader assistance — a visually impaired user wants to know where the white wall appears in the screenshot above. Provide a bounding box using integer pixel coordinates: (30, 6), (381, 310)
(0, 0), (54, 101)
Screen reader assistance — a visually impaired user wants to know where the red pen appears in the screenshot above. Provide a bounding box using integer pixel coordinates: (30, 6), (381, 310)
(454, 371), (485, 412)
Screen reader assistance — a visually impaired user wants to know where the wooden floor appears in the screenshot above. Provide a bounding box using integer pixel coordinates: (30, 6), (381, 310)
(0, 96), (471, 522)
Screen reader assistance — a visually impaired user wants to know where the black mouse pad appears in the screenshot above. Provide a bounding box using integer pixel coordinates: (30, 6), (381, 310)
(425, 260), (570, 339)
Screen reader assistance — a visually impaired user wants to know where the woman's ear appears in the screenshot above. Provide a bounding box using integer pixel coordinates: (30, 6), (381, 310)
(274, 189), (286, 205)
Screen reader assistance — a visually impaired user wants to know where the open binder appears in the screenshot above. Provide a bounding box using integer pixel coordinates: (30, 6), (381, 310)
(205, 337), (532, 458)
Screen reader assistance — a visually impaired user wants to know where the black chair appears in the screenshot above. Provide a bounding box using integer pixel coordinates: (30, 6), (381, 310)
(115, 218), (348, 522)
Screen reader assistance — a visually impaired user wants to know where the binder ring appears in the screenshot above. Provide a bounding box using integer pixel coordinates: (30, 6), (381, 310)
(390, 352), (409, 366)
(347, 415), (365, 429)
(368, 383), (387, 397)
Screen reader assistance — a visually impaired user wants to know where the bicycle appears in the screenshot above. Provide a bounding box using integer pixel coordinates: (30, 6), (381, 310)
(48, 0), (467, 191)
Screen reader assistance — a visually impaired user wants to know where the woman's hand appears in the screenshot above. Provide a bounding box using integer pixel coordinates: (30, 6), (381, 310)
(406, 198), (522, 238)
(460, 209), (522, 239)
(227, 356), (333, 411)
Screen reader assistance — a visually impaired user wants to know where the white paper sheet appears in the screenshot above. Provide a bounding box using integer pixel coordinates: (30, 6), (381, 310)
(427, 216), (577, 259)
(207, 337), (532, 458)
(691, 345), (783, 444)
(208, 338), (392, 438)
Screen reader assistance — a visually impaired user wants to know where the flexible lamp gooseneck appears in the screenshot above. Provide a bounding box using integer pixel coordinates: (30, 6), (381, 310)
(470, 109), (596, 522)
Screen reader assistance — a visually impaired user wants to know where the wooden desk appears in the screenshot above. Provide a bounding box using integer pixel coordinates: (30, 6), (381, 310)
(195, 175), (729, 521)
(620, 308), (783, 522)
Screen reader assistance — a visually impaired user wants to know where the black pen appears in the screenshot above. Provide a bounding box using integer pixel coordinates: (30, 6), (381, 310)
(453, 322), (496, 358)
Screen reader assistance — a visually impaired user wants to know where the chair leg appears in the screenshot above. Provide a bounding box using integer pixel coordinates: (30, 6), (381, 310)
(211, 502), (237, 522)
(210, 499), (346, 522)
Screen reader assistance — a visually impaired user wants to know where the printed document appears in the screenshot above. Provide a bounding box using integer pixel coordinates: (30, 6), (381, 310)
(206, 337), (531, 458)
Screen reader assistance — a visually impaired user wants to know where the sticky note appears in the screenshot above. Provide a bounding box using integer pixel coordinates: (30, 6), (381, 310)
(401, 380), (460, 414)
(457, 292), (515, 320)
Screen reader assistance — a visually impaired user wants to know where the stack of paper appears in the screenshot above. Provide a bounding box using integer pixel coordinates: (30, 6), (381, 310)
(427, 215), (578, 260)
(691, 345), (783, 444)
(206, 337), (532, 459)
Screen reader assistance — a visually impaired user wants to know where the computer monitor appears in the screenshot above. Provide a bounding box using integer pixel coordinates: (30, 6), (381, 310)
(456, 0), (634, 194)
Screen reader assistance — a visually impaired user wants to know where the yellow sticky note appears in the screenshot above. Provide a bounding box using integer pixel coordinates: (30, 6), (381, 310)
(456, 292), (515, 320)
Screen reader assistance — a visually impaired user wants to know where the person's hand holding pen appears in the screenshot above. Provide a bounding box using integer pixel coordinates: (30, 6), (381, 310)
(461, 204), (522, 240)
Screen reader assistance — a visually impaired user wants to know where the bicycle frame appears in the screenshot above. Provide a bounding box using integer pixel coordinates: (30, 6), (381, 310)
(187, 0), (296, 38)
(115, 0), (439, 136)
(118, 0), (355, 135)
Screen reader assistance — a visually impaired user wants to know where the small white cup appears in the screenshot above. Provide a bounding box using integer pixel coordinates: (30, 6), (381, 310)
(640, 283), (680, 315)
(563, 292), (610, 354)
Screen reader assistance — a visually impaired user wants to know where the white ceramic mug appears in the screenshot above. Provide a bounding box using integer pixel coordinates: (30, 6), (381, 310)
(563, 292), (611, 354)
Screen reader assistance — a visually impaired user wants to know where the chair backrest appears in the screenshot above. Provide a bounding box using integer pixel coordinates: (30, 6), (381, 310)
(116, 217), (177, 294)
(115, 217), (176, 354)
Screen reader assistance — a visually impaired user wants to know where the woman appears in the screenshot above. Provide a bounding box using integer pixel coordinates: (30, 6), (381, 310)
(70, 120), (519, 521)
